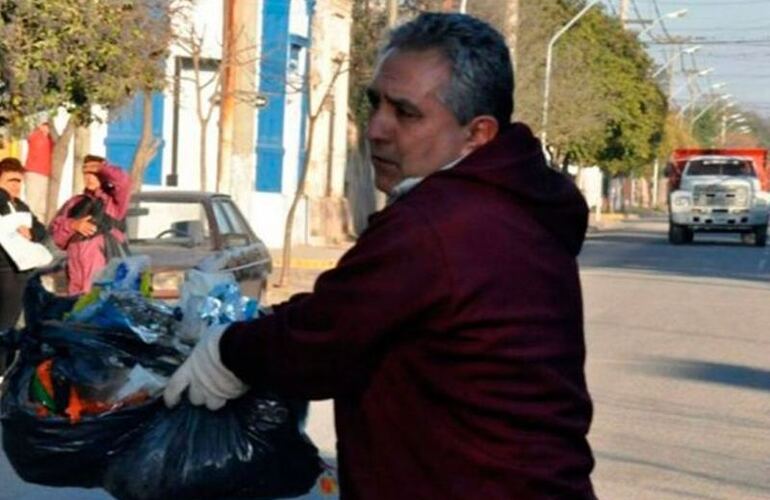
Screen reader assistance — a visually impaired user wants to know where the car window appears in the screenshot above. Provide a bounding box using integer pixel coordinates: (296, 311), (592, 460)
(127, 200), (211, 247)
(219, 199), (252, 237)
(685, 159), (755, 177)
(212, 201), (236, 235)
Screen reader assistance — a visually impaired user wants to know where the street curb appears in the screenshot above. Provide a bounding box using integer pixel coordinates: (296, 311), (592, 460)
(272, 257), (340, 271)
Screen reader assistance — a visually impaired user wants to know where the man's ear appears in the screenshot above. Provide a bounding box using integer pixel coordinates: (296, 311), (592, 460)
(461, 115), (499, 156)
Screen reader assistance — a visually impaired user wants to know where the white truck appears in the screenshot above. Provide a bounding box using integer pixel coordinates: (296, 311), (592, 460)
(668, 149), (769, 247)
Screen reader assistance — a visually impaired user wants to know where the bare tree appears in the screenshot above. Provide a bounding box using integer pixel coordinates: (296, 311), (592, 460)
(172, 19), (263, 192)
(276, 55), (349, 287)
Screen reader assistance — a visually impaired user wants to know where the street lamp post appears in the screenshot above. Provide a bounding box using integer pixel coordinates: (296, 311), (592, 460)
(691, 94), (732, 127)
(652, 45), (700, 78)
(721, 114), (748, 146)
(677, 82), (725, 117)
(541, 0), (601, 145)
(638, 9), (688, 38)
(670, 68), (714, 99)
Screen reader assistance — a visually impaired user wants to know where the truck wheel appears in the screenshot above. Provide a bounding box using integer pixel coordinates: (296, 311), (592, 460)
(684, 228), (694, 243)
(668, 224), (688, 244)
(754, 225), (767, 247)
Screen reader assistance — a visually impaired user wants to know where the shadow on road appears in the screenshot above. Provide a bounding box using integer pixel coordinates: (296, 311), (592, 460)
(581, 222), (770, 284)
(594, 450), (770, 495)
(637, 356), (770, 393)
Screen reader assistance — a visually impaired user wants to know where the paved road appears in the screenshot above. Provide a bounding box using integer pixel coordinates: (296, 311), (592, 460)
(581, 217), (770, 499)
(2, 216), (769, 499)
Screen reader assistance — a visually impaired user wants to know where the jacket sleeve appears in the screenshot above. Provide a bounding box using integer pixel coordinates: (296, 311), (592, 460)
(98, 163), (132, 219)
(48, 196), (81, 250)
(30, 213), (47, 242)
(220, 205), (453, 400)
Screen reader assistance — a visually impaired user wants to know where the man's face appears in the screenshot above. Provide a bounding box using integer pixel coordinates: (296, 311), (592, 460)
(0, 171), (23, 199)
(83, 161), (101, 191)
(366, 49), (469, 193)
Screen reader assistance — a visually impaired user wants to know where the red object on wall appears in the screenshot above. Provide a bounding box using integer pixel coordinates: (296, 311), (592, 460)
(24, 125), (54, 176)
(667, 148), (769, 191)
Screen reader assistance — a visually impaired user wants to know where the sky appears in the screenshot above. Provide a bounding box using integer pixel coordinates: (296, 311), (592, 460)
(611, 0), (770, 118)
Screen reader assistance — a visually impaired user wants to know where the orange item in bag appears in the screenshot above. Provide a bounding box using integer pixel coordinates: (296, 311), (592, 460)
(65, 386), (84, 424)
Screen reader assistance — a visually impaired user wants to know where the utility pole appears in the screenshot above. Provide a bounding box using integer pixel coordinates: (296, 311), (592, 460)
(507, 0), (519, 89)
(218, 0), (235, 194)
(387, 0), (398, 27)
(721, 113), (727, 146)
(218, 0), (258, 211)
(619, 0), (629, 25)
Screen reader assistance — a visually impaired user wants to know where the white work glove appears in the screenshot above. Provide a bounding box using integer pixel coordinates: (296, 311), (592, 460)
(163, 324), (249, 411)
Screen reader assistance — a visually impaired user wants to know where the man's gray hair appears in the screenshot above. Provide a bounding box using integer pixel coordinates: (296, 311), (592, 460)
(384, 12), (514, 126)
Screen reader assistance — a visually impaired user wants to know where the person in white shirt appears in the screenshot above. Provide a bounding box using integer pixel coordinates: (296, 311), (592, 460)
(0, 157), (47, 373)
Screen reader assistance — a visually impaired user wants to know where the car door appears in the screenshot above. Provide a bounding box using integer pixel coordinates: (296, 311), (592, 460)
(209, 197), (272, 300)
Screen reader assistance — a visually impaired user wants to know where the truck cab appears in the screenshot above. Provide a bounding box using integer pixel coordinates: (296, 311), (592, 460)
(668, 153), (769, 246)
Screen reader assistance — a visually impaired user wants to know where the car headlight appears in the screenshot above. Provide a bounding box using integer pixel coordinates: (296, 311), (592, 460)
(151, 270), (185, 299)
(672, 195), (691, 208)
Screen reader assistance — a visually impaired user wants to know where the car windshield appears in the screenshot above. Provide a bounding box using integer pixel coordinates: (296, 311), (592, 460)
(127, 200), (211, 248)
(685, 159), (755, 177)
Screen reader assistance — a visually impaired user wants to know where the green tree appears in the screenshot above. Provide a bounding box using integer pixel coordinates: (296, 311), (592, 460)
(0, 0), (182, 219)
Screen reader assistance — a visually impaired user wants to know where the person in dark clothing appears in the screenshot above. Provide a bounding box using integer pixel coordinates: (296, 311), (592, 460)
(165, 13), (595, 499)
(0, 157), (47, 374)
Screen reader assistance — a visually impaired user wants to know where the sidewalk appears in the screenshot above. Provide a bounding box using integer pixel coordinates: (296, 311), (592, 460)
(264, 243), (353, 305)
(262, 211), (657, 303)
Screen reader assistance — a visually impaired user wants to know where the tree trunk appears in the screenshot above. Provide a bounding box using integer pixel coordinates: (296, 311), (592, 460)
(200, 122), (208, 191)
(277, 111), (320, 288)
(45, 118), (76, 222)
(505, 0), (519, 85)
(130, 91), (160, 193)
(72, 125), (90, 194)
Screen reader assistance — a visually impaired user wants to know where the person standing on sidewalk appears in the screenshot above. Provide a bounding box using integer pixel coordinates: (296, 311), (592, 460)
(165, 12), (595, 499)
(0, 158), (47, 373)
(49, 155), (131, 295)
(23, 120), (54, 221)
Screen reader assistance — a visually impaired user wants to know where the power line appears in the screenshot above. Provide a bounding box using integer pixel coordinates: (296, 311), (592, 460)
(639, 0), (770, 5)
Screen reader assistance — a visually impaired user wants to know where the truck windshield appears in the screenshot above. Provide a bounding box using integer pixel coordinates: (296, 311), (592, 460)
(685, 159), (755, 177)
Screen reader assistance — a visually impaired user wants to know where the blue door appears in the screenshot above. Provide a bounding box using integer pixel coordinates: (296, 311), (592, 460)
(256, 0), (291, 192)
(105, 92), (165, 185)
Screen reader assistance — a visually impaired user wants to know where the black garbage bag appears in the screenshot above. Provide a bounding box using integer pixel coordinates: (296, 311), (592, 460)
(22, 273), (78, 329)
(103, 394), (321, 500)
(0, 319), (179, 487)
(1, 277), (323, 498)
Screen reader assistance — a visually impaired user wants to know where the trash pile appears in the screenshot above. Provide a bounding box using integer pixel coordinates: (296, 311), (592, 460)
(0, 258), (321, 500)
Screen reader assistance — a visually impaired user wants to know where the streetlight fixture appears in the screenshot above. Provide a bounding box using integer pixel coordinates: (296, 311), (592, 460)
(690, 94), (732, 127)
(652, 45), (701, 78)
(677, 82), (727, 116)
(541, 0), (601, 145)
(670, 68), (714, 98)
(638, 9), (688, 37)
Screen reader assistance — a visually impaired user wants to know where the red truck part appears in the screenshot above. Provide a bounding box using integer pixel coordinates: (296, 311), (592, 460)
(668, 148), (769, 191)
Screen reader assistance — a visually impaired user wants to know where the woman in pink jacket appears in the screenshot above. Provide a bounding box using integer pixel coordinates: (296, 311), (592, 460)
(49, 155), (132, 295)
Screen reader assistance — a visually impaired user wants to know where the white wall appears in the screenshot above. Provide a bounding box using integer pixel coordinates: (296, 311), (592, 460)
(249, 191), (308, 247)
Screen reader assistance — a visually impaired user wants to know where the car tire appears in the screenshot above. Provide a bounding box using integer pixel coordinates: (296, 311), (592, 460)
(668, 223), (688, 245)
(754, 225), (767, 247)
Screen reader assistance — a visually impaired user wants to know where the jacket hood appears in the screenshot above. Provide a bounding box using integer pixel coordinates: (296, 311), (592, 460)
(436, 122), (588, 256)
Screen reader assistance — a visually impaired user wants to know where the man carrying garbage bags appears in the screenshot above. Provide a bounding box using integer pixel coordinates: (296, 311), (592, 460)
(165, 13), (596, 499)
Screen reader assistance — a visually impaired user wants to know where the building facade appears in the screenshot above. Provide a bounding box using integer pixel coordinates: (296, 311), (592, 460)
(48, 0), (354, 248)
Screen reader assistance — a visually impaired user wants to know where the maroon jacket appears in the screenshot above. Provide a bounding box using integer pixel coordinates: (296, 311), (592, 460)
(221, 123), (595, 499)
